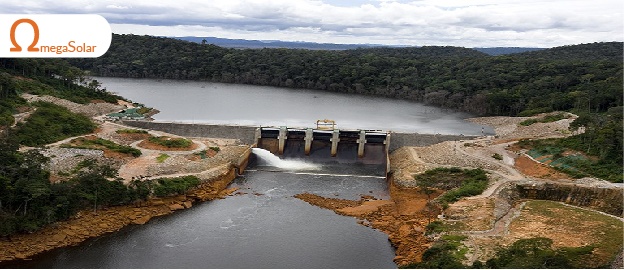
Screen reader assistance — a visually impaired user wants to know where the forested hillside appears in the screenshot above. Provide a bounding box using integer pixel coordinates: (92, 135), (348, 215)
(0, 59), (135, 236)
(69, 34), (622, 117)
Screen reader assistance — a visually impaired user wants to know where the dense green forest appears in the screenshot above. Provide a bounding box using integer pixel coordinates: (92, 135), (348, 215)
(69, 34), (622, 117)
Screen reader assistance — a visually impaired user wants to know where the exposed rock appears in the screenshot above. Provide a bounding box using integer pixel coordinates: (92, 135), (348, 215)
(50, 233), (67, 243)
(150, 199), (165, 206)
(132, 215), (152, 225)
(169, 204), (185, 211)
(515, 182), (623, 217)
(14, 253), (27, 260)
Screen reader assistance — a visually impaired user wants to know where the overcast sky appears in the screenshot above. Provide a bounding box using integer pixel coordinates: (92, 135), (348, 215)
(2, 0), (623, 47)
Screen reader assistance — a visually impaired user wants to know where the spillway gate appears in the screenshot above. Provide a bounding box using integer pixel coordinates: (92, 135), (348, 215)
(255, 127), (391, 175)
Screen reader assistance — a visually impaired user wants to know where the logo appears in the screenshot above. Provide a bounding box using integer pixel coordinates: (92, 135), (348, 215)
(1, 14), (111, 58)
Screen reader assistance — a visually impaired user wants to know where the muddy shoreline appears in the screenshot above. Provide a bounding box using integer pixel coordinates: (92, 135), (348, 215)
(0, 166), (239, 263)
(295, 178), (443, 267)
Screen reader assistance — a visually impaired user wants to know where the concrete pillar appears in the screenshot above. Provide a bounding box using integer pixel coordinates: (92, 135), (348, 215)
(385, 132), (391, 178)
(330, 129), (340, 157)
(254, 128), (262, 147)
(357, 130), (367, 158)
(304, 128), (313, 155)
(278, 126), (287, 155)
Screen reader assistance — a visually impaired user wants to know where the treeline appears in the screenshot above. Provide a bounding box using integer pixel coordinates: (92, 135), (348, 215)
(0, 58), (122, 127)
(69, 34), (622, 117)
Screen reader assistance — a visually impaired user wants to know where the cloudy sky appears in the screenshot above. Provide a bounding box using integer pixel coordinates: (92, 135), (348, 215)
(2, 0), (623, 47)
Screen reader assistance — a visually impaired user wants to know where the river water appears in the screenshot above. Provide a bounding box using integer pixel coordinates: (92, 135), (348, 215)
(13, 168), (396, 268)
(9, 78), (493, 268)
(97, 77), (494, 135)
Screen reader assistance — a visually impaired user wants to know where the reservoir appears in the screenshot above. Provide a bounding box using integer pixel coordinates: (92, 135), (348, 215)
(8, 79), (491, 268)
(98, 77), (494, 135)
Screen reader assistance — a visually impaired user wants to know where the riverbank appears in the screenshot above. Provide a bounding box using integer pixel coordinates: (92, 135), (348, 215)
(0, 164), (240, 263)
(295, 178), (444, 267)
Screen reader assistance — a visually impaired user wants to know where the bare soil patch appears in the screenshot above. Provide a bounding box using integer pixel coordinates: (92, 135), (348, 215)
(445, 197), (496, 231)
(116, 133), (150, 144)
(514, 155), (569, 179)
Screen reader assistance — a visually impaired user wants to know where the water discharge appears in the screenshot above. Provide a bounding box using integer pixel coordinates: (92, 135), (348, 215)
(252, 148), (321, 171)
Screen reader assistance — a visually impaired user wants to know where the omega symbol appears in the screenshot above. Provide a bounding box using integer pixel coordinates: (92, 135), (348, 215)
(10, 18), (40, 52)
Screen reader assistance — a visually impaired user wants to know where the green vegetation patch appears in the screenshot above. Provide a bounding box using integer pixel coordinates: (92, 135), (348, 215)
(14, 102), (96, 146)
(414, 167), (489, 207)
(156, 153), (170, 163)
(518, 131), (622, 182)
(153, 176), (201, 197)
(403, 234), (468, 269)
(0, 93), (27, 127)
(61, 137), (142, 157)
(148, 136), (192, 148)
(425, 220), (448, 235)
(492, 153), (503, 160)
(116, 128), (148, 134)
(194, 150), (208, 159)
(136, 107), (152, 115)
(483, 237), (594, 269)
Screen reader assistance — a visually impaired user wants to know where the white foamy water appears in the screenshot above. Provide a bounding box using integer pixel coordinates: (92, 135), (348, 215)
(252, 148), (321, 171)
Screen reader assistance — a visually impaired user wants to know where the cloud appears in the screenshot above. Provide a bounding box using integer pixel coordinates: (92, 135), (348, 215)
(1, 0), (622, 47)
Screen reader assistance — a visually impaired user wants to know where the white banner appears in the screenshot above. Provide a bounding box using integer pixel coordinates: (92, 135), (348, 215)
(0, 14), (111, 58)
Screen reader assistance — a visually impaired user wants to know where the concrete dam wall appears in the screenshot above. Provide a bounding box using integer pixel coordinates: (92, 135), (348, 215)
(122, 121), (258, 145)
(121, 121), (475, 150)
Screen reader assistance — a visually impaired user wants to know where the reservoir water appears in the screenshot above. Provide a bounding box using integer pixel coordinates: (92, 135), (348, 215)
(97, 77), (494, 135)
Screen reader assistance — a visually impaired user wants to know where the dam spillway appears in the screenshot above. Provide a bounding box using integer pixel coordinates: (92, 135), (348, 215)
(255, 127), (390, 176)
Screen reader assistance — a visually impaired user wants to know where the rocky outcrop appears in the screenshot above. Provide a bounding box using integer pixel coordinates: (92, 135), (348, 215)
(515, 182), (623, 217)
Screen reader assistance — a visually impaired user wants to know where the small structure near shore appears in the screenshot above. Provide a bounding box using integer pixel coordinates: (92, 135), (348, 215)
(106, 107), (146, 120)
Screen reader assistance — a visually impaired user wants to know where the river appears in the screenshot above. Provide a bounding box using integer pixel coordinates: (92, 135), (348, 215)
(97, 77), (494, 135)
(11, 168), (397, 268)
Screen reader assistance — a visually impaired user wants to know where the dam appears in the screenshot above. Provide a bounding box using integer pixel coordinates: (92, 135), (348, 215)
(121, 120), (477, 177)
